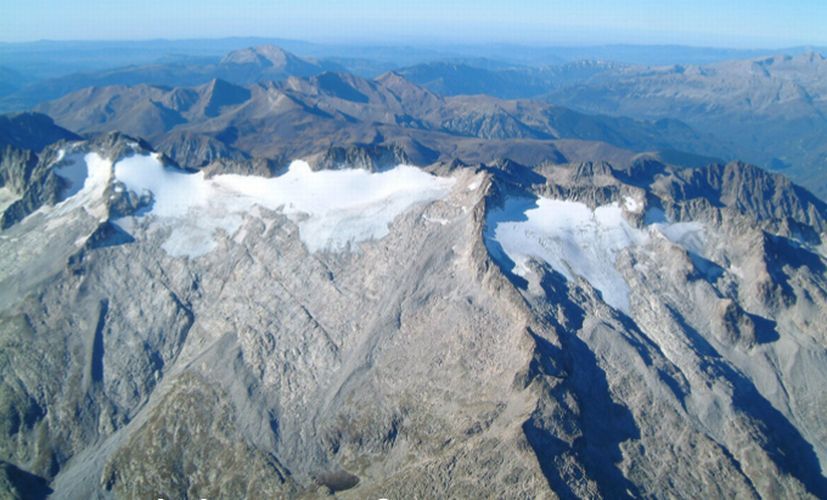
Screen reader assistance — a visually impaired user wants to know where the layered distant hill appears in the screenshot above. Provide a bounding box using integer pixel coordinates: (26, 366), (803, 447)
(32, 65), (727, 170)
(4, 43), (827, 197)
(396, 60), (624, 98)
(0, 46), (344, 111)
(545, 52), (827, 198)
(388, 52), (827, 199)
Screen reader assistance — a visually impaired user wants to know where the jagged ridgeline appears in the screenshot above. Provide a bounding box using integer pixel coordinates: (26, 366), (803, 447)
(0, 116), (825, 499)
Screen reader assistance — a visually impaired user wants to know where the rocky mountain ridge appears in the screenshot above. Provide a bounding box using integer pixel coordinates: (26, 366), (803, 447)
(0, 127), (825, 498)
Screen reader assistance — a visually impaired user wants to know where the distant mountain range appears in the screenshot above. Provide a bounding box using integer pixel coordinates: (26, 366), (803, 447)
(545, 52), (827, 198)
(395, 60), (624, 99)
(4, 43), (826, 198)
(2, 37), (823, 78)
(0, 46), (344, 111)
(31, 64), (727, 171)
(382, 52), (827, 199)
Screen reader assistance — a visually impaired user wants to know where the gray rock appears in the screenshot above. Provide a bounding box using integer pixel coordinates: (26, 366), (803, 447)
(0, 139), (825, 499)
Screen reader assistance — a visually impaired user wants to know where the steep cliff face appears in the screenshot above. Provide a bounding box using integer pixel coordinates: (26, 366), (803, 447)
(0, 138), (825, 498)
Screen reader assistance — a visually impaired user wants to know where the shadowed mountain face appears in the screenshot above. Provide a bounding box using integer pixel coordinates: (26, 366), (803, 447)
(33, 70), (728, 171)
(0, 113), (79, 152)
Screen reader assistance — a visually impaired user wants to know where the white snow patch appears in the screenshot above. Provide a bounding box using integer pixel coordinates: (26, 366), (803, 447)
(623, 195), (642, 213)
(467, 181), (480, 191)
(0, 187), (19, 213)
(114, 154), (210, 217)
(51, 152), (113, 217)
(55, 154), (94, 199)
(652, 221), (706, 255)
(53, 148), (66, 164)
(487, 196), (708, 314)
(423, 214), (450, 226)
(113, 155), (455, 257)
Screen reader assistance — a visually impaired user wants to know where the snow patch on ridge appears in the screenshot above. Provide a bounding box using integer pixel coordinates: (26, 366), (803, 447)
(653, 221), (705, 255)
(52, 152), (113, 217)
(486, 196), (707, 314)
(113, 154), (455, 257)
(0, 188), (19, 213)
(623, 195), (642, 213)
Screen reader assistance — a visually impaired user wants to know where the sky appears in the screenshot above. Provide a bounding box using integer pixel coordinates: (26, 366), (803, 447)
(1, 0), (825, 48)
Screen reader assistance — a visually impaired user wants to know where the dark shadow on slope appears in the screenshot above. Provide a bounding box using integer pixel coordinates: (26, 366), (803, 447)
(523, 270), (642, 499)
(668, 306), (827, 497)
(482, 159), (547, 186)
(688, 252), (726, 282)
(747, 313), (780, 344)
(759, 232), (826, 304)
(610, 311), (689, 409)
(90, 299), (108, 383)
(764, 232), (825, 275)
(564, 332), (642, 499)
(0, 461), (53, 499)
(613, 158), (668, 188)
(316, 73), (369, 103)
(86, 221), (135, 249)
(522, 420), (580, 500)
(481, 191), (537, 290)
(215, 125), (239, 145)
(202, 79), (252, 117)
(315, 469), (360, 493)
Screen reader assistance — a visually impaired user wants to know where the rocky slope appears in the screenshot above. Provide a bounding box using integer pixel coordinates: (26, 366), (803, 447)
(0, 131), (825, 498)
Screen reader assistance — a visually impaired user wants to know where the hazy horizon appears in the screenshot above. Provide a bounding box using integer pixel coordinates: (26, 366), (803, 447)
(2, 0), (826, 48)
(1, 36), (826, 53)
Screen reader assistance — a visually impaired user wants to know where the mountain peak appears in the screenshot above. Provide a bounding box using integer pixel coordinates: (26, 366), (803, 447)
(218, 45), (326, 79)
(375, 70), (419, 88)
(197, 79), (251, 117)
(219, 45), (294, 67)
(375, 71), (441, 100)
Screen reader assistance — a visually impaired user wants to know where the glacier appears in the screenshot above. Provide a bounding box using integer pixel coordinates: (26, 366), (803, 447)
(486, 196), (708, 314)
(57, 152), (456, 257)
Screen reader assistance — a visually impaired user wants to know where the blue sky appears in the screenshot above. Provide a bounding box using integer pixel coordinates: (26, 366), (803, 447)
(2, 0), (825, 47)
